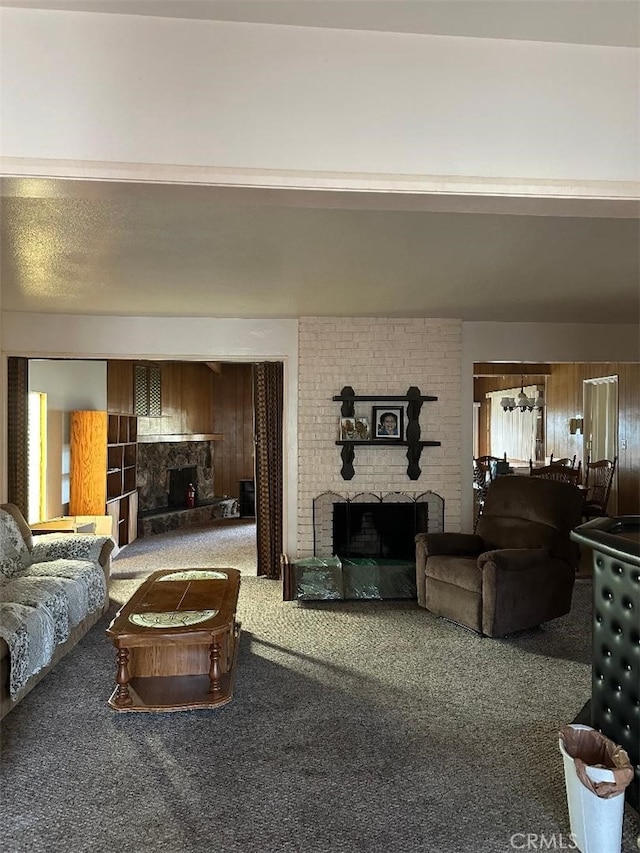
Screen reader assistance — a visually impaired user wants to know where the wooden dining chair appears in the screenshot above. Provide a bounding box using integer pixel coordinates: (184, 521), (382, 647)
(530, 461), (582, 486)
(549, 453), (576, 468)
(582, 456), (617, 519)
(472, 454), (507, 530)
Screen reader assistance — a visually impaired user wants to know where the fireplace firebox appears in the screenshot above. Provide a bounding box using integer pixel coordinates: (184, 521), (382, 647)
(332, 502), (428, 561)
(168, 466), (197, 507)
(313, 491), (443, 560)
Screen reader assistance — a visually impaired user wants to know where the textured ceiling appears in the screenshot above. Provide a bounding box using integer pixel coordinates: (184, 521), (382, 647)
(2, 4), (638, 323)
(2, 179), (638, 323)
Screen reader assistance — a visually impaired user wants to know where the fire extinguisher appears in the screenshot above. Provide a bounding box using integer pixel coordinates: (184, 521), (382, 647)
(186, 483), (196, 508)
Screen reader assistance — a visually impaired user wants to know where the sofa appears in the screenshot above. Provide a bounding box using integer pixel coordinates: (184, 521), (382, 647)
(0, 503), (115, 718)
(415, 476), (585, 637)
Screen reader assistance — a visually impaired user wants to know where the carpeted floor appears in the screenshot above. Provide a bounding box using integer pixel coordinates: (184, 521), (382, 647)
(1, 574), (638, 853)
(110, 518), (259, 579)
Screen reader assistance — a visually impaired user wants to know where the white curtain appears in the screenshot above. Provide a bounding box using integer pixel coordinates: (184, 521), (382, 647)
(584, 376), (618, 461)
(583, 375), (618, 513)
(486, 386), (538, 462)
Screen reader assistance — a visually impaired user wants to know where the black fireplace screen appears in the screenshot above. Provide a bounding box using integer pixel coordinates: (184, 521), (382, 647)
(333, 502), (428, 561)
(313, 491), (444, 559)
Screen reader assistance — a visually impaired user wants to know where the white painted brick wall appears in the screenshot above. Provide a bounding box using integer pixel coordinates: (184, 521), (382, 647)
(297, 317), (462, 556)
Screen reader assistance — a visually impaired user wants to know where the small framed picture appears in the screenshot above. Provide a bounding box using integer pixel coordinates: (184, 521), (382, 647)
(353, 416), (370, 441)
(373, 406), (404, 440)
(339, 417), (358, 440)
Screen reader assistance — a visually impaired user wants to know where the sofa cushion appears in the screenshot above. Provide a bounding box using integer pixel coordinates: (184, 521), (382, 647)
(0, 509), (32, 580)
(22, 559), (107, 618)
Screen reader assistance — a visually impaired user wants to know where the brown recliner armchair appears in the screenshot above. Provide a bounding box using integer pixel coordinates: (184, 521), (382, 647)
(415, 476), (584, 637)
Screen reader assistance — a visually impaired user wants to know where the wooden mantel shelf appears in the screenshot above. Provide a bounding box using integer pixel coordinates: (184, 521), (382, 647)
(137, 433), (224, 443)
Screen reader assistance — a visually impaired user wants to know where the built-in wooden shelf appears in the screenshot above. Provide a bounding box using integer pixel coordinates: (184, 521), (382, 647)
(70, 411), (139, 548)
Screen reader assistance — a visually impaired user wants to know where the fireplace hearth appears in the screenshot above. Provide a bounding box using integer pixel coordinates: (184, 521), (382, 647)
(283, 491), (444, 602)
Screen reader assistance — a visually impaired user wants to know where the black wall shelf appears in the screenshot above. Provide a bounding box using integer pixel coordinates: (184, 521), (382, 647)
(332, 394), (438, 402)
(334, 386), (441, 480)
(336, 440), (441, 447)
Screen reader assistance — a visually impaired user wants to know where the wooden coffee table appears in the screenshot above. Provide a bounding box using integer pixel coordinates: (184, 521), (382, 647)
(106, 568), (241, 712)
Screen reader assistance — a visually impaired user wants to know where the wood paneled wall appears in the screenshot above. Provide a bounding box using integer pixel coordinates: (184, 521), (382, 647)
(107, 360), (255, 500)
(211, 364), (255, 499)
(474, 362), (640, 515)
(545, 362), (639, 515)
(107, 361), (216, 434)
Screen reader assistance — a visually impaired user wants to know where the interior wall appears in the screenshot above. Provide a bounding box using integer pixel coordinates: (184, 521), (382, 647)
(297, 317), (462, 555)
(1, 313), (298, 551)
(545, 362), (639, 514)
(3, 315), (638, 537)
(3, 9), (636, 185)
(211, 364), (255, 500)
(28, 359), (107, 515)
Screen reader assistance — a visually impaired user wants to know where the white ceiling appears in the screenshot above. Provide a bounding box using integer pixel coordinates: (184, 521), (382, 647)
(4, 0), (639, 47)
(2, 2), (639, 323)
(2, 178), (638, 322)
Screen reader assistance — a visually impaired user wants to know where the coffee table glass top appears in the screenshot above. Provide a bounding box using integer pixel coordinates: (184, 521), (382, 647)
(157, 570), (228, 581)
(129, 609), (220, 628)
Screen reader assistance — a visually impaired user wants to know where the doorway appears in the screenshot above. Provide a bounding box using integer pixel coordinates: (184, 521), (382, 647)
(583, 375), (619, 513)
(7, 356), (284, 576)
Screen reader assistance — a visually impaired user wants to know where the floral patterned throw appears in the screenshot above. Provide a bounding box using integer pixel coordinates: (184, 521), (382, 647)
(0, 509), (109, 698)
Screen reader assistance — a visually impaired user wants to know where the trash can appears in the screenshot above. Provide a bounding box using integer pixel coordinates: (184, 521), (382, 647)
(558, 724), (633, 853)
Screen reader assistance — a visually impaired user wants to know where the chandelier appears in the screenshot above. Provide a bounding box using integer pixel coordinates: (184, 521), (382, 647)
(501, 377), (544, 412)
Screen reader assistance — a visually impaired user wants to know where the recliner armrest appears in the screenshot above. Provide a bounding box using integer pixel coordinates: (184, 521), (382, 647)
(479, 548), (575, 637)
(415, 532), (484, 558)
(477, 548), (549, 573)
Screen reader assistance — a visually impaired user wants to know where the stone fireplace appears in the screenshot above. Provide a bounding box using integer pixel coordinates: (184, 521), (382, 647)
(136, 441), (238, 535)
(137, 441), (216, 511)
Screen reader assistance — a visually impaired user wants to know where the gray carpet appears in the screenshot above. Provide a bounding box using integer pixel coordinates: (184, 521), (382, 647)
(110, 519), (259, 579)
(1, 577), (638, 853)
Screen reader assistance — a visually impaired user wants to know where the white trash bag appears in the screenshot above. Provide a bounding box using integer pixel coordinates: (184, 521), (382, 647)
(558, 723), (634, 853)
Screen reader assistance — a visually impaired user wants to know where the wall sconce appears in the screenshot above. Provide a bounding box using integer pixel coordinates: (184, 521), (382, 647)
(569, 417), (584, 435)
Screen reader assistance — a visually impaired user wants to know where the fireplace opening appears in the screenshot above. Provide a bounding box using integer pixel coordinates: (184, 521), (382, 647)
(313, 491), (444, 561)
(332, 502), (427, 561)
(168, 466), (197, 507)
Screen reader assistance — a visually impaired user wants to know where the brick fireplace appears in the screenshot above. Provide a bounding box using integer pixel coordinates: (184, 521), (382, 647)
(296, 317), (462, 557)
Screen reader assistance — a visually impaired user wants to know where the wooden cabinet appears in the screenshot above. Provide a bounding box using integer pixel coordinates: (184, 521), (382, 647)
(70, 411), (138, 547)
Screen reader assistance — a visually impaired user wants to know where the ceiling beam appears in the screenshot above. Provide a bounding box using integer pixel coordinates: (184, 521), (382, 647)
(473, 363), (553, 376)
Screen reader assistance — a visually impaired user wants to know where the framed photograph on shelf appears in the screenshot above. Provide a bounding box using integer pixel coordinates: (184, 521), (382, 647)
(339, 417), (357, 440)
(373, 406), (404, 440)
(353, 416), (370, 441)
